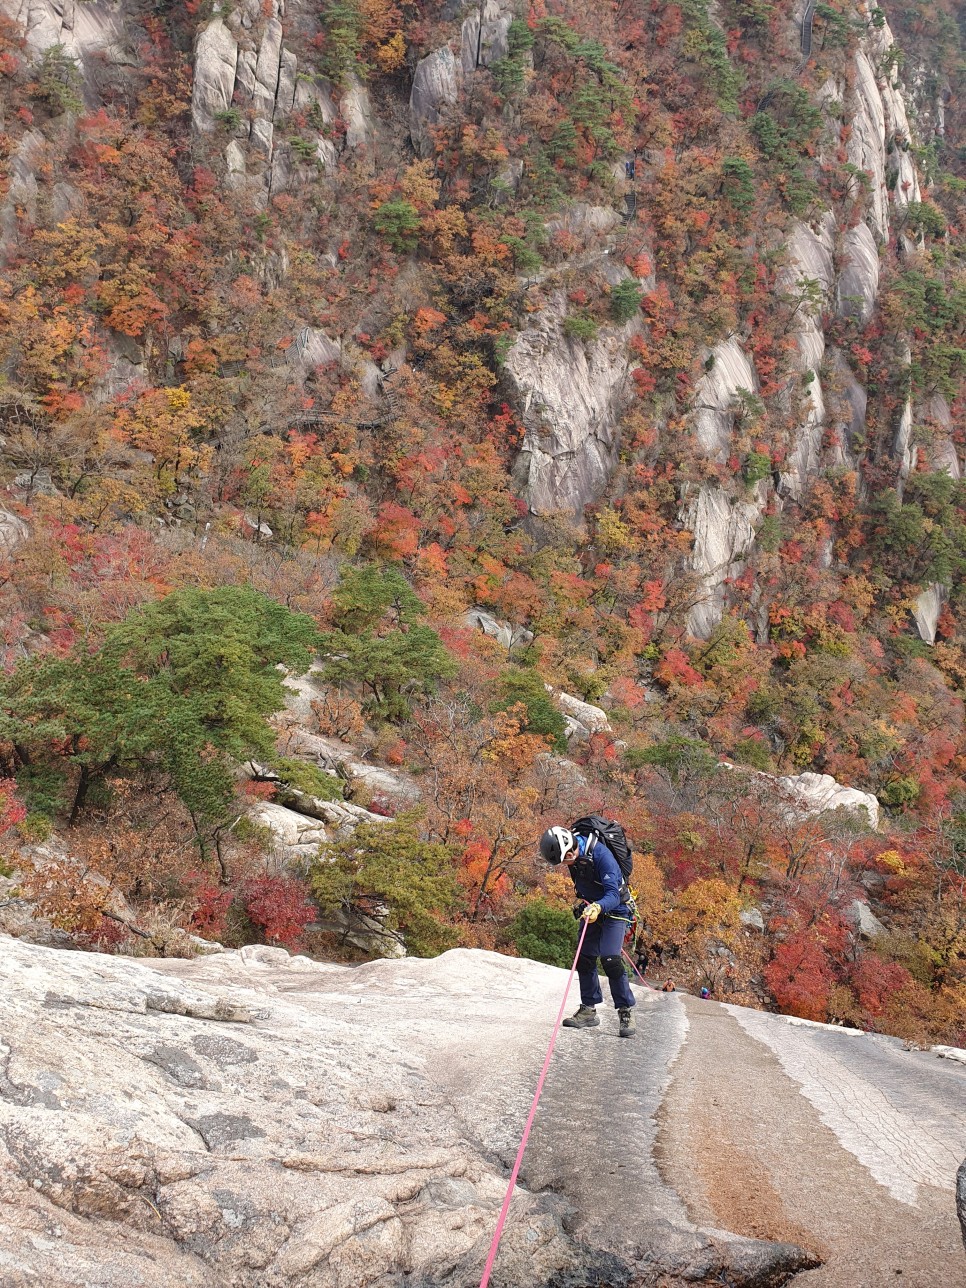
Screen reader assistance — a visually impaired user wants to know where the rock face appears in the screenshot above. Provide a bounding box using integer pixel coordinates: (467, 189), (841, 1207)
(0, 937), (585, 1287)
(191, 17), (239, 131)
(913, 584), (945, 645)
(507, 286), (640, 517)
(460, 0), (514, 75)
(410, 46), (461, 157)
(838, 221), (880, 322)
(776, 770), (880, 829)
(692, 338), (758, 459)
(188, 1), (373, 201)
(1, 935), (961, 1286)
(958, 1157), (966, 1254)
(463, 608), (534, 651)
(684, 485), (763, 639)
(779, 219), (834, 498)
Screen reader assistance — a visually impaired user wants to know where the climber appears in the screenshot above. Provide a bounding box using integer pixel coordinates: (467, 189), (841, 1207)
(539, 824), (637, 1038)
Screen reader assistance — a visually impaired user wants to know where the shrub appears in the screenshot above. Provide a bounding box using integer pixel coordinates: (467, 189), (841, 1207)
(491, 668), (568, 752)
(563, 313), (599, 342)
(508, 898), (576, 968)
(373, 199), (420, 253)
(610, 279), (643, 323)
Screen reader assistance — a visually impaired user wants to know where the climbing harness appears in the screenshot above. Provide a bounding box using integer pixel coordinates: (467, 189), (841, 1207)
(478, 917), (591, 1288)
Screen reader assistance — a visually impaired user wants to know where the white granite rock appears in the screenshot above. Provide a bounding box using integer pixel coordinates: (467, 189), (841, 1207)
(848, 899), (886, 941)
(776, 771), (880, 830)
(0, 936), (594, 1287)
(553, 690), (611, 735)
(684, 485), (763, 638)
(464, 608), (534, 650)
(692, 338), (758, 459)
(838, 221), (880, 322)
(0, 508), (29, 554)
(250, 801), (329, 861)
(410, 46), (461, 156)
(191, 18), (239, 132)
(461, 0), (513, 73)
(506, 289), (639, 516)
(912, 584), (945, 645)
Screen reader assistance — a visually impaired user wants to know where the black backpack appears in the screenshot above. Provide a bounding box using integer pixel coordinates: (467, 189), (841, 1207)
(572, 814), (633, 884)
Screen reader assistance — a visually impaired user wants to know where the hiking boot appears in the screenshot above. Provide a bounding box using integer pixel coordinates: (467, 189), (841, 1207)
(562, 1005), (600, 1029)
(618, 1007), (636, 1039)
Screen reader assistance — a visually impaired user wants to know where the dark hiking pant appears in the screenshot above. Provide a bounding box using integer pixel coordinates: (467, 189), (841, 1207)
(577, 915), (635, 1010)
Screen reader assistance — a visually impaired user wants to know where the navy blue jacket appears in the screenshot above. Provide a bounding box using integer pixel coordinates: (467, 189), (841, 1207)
(570, 834), (632, 917)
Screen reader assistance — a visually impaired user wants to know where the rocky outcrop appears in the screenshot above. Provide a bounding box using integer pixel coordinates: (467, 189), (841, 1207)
(552, 689), (612, 742)
(464, 608), (534, 651)
(684, 485), (763, 639)
(191, 17), (238, 131)
(923, 394), (961, 480)
(410, 46), (461, 157)
(838, 221), (880, 322)
(507, 285), (640, 517)
(0, 936), (593, 1287)
(190, 2), (373, 200)
(912, 584), (945, 645)
(0, 508), (28, 554)
(0, 128), (44, 255)
(460, 0), (514, 74)
(780, 219), (835, 497)
(776, 770), (880, 829)
(848, 899), (886, 940)
(692, 338), (758, 459)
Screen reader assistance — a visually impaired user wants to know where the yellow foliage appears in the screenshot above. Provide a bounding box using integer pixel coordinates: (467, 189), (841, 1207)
(373, 31), (405, 73)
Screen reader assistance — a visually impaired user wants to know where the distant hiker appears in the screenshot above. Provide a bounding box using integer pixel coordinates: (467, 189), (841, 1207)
(634, 946), (649, 978)
(699, 986), (711, 999)
(661, 978), (676, 993)
(539, 823), (637, 1038)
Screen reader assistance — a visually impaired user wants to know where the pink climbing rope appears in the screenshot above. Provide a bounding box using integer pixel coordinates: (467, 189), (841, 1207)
(622, 947), (659, 991)
(478, 916), (591, 1288)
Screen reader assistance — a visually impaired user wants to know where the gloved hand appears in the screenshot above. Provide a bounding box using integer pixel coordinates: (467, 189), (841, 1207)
(582, 902), (601, 923)
(572, 900), (587, 921)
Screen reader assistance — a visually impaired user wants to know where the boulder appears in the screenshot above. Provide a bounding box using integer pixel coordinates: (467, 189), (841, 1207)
(0, 508), (29, 554)
(250, 801), (328, 862)
(545, 203), (622, 240)
(848, 899), (886, 941)
(553, 690), (611, 735)
(740, 908), (765, 933)
(290, 327), (341, 369)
